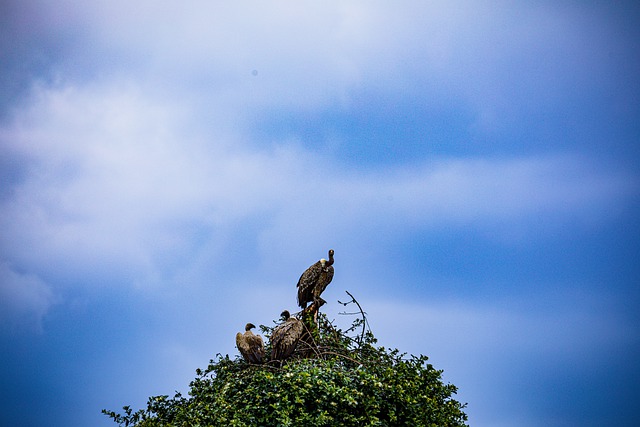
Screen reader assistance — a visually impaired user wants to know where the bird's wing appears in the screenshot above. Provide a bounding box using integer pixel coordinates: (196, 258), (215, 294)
(247, 333), (265, 361)
(236, 332), (250, 361)
(274, 319), (304, 360)
(326, 265), (334, 285)
(271, 323), (285, 360)
(297, 261), (321, 307)
(285, 319), (304, 345)
(271, 323), (285, 344)
(312, 265), (334, 299)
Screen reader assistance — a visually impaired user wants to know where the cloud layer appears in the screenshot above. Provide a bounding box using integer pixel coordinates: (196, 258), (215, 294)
(2, 77), (636, 328)
(1, 2), (639, 426)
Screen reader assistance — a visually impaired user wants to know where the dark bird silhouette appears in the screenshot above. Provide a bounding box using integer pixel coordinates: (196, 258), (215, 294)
(270, 310), (304, 361)
(297, 249), (334, 309)
(236, 323), (265, 364)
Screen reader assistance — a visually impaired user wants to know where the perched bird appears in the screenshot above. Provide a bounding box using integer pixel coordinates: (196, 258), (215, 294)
(297, 249), (334, 309)
(270, 310), (304, 361)
(236, 323), (265, 364)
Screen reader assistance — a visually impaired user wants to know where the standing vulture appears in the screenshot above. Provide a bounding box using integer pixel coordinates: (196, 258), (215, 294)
(270, 310), (304, 361)
(297, 249), (334, 309)
(236, 323), (265, 364)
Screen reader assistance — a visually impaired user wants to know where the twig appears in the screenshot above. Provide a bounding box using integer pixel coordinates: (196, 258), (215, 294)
(317, 350), (363, 366)
(338, 290), (368, 345)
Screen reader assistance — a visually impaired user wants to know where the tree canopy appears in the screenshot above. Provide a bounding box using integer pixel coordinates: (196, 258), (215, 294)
(103, 294), (468, 427)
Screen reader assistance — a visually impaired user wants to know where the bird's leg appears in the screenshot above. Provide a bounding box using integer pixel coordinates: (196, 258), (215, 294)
(311, 297), (326, 332)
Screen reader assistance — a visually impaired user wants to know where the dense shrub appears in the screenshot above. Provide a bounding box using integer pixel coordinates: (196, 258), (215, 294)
(104, 300), (468, 427)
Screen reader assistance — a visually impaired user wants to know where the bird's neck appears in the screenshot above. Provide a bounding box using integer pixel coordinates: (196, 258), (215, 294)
(326, 253), (334, 267)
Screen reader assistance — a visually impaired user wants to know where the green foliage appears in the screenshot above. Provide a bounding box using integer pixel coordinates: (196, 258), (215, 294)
(103, 303), (468, 427)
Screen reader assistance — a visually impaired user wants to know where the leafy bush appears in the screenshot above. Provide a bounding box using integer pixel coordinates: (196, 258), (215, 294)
(103, 296), (468, 426)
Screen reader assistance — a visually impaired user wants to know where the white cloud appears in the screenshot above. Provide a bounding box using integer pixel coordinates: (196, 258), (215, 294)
(1, 81), (636, 293)
(26, 0), (619, 120)
(1, 0), (637, 317)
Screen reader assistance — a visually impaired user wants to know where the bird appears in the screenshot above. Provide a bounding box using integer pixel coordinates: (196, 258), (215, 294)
(270, 310), (304, 361)
(236, 323), (265, 364)
(296, 249), (334, 309)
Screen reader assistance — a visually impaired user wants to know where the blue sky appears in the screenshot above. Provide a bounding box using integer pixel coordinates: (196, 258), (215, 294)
(1, 1), (639, 426)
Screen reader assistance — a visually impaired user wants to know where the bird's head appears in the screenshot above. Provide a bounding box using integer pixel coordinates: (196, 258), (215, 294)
(280, 310), (291, 320)
(325, 249), (335, 266)
(245, 323), (256, 331)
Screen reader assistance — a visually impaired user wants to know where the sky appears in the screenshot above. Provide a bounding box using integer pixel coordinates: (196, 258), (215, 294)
(1, 1), (639, 426)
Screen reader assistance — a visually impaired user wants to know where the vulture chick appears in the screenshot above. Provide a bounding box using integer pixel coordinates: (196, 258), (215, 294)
(297, 249), (334, 309)
(270, 310), (304, 361)
(236, 323), (265, 364)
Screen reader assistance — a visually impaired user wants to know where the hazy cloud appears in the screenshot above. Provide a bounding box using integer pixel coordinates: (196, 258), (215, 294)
(1, 81), (635, 299)
(0, 262), (56, 332)
(11, 0), (630, 120)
